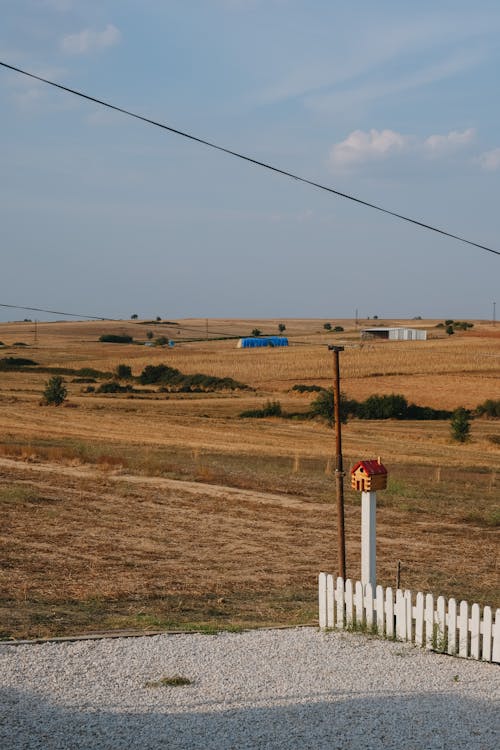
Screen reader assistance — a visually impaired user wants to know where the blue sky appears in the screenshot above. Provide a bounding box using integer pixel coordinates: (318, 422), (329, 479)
(1, 0), (499, 321)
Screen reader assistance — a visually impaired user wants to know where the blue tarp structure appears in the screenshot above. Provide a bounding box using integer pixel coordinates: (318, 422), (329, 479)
(237, 337), (288, 348)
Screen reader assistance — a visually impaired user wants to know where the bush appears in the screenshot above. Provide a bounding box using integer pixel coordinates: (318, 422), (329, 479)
(323, 323), (332, 331)
(278, 323), (286, 333)
(446, 325), (454, 336)
(99, 334), (133, 344)
(97, 382), (134, 394)
(357, 394), (408, 419)
(42, 376), (67, 406)
(116, 364), (132, 379)
(292, 384), (323, 393)
(309, 389), (352, 425)
(475, 399), (500, 418)
(333, 326), (344, 332)
(240, 400), (282, 418)
(154, 336), (169, 346)
(450, 407), (471, 443)
(0, 357), (38, 370)
(102, 334), (134, 344)
(251, 328), (262, 337)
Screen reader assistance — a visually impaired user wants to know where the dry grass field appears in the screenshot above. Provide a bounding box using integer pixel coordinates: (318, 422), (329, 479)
(0, 317), (498, 639)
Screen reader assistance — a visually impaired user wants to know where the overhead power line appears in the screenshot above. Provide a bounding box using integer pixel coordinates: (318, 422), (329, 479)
(1, 60), (499, 258)
(0, 303), (113, 320)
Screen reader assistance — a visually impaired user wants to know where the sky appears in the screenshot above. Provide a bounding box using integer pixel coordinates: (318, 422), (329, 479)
(1, 0), (500, 321)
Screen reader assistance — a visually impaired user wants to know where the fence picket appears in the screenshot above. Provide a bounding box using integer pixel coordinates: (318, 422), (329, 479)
(447, 598), (457, 655)
(318, 573), (327, 629)
(395, 590), (406, 640)
(415, 592), (424, 646)
(326, 575), (334, 628)
(385, 587), (394, 638)
(458, 601), (469, 658)
(482, 606), (492, 662)
(425, 593), (434, 650)
(355, 581), (363, 625)
(336, 577), (345, 629)
(436, 596), (446, 652)
(405, 591), (413, 641)
(345, 579), (354, 626)
(376, 585), (385, 636)
(470, 603), (481, 659)
(365, 583), (374, 630)
(492, 609), (500, 664)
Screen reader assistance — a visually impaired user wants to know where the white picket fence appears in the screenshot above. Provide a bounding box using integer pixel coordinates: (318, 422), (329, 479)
(319, 573), (500, 663)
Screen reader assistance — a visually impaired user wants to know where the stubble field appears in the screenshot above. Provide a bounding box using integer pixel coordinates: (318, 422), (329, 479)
(0, 317), (498, 639)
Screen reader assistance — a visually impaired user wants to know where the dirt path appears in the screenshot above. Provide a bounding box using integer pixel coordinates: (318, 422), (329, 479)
(0, 456), (314, 510)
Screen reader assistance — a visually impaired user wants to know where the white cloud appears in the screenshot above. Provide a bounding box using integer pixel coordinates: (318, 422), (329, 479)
(424, 128), (475, 154)
(477, 147), (500, 171)
(61, 24), (121, 55)
(329, 129), (412, 168)
(329, 128), (476, 170)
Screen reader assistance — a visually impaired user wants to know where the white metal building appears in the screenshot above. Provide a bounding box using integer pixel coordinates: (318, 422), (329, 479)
(361, 327), (427, 341)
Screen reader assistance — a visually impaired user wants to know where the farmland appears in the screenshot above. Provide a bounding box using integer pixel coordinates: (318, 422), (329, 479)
(0, 317), (498, 639)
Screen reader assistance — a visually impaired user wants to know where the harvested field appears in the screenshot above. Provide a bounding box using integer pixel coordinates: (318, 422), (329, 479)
(0, 318), (498, 639)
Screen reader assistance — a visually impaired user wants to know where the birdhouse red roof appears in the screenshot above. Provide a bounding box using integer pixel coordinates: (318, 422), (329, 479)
(350, 459), (387, 477)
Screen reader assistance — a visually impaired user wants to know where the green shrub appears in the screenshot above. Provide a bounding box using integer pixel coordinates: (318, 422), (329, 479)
(154, 336), (169, 346)
(0, 357), (38, 369)
(357, 394), (408, 419)
(240, 400), (282, 418)
(451, 407), (471, 442)
(116, 364), (132, 379)
(99, 334), (133, 344)
(292, 384), (323, 393)
(97, 382), (134, 394)
(446, 325), (455, 336)
(475, 399), (500, 418)
(251, 328), (262, 337)
(323, 323), (332, 330)
(42, 376), (67, 406)
(333, 326), (344, 332)
(309, 389), (353, 425)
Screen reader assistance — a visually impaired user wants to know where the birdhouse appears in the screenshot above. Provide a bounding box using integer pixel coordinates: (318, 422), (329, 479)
(351, 458), (388, 492)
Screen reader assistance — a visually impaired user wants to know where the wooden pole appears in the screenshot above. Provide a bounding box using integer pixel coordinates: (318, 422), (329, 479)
(329, 345), (346, 579)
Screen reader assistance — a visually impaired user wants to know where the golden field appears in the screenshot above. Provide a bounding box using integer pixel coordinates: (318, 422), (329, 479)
(0, 317), (498, 639)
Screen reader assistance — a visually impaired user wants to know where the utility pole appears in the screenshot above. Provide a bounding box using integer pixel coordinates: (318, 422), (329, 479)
(33, 319), (38, 346)
(328, 345), (346, 579)
(493, 302), (496, 326)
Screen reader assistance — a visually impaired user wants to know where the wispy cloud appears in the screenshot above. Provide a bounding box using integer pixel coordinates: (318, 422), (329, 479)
(61, 24), (121, 55)
(477, 148), (500, 171)
(329, 128), (475, 169)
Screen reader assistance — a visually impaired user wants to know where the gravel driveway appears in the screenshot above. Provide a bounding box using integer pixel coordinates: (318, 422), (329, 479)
(1, 628), (498, 749)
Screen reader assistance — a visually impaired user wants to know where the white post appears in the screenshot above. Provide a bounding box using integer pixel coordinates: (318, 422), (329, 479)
(361, 490), (377, 590)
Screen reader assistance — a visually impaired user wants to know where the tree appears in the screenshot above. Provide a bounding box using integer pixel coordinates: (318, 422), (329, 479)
(309, 388), (351, 426)
(451, 408), (470, 443)
(446, 325), (455, 336)
(42, 375), (67, 406)
(323, 323), (332, 331)
(278, 323), (286, 333)
(333, 326), (344, 332)
(146, 330), (154, 340)
(131, 314), (138, 320)
(252, 328), (261, 336)
(156, 316), (161, 322)
(116, 364), (132, 379)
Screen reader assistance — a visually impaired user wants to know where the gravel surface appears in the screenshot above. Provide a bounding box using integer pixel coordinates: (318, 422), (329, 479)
(1, 628), (498, 749)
